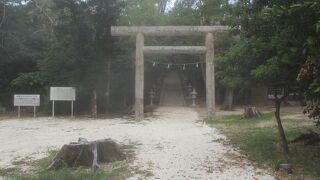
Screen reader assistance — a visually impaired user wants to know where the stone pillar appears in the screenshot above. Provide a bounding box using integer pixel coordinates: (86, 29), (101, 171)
(135, 32), (144, 120)
(205, 33), (215, 119)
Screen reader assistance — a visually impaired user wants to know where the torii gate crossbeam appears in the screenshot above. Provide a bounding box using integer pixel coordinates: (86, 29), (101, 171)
(111, 26), (229, 120)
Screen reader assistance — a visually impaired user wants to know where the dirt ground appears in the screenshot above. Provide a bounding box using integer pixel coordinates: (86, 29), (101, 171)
(0, 107), (276, 179)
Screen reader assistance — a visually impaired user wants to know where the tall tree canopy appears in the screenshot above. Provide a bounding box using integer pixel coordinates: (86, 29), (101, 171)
(217, 0), (320, 153)
(1, 0), (124, 114)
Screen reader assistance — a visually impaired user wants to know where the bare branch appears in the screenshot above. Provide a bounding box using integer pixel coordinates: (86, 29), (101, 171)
(0, 0), (6, 29)
(32, 0), (56, 26)
(158, 0), (168, 13)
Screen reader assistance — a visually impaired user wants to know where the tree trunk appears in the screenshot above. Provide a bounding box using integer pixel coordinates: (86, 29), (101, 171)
(200, 62), (206, 83)
(275, 100), (289, 154)
(123, 94), (127, 108)
(106, 62), (111, 113)
(157, 0), (168, 13)
(91, 90), (97, 118)
(244, 90), (250, 105)
(221, 88), (234, 110)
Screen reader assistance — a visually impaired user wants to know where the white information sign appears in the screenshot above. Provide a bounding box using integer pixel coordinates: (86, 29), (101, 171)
(50, 87), (76, 101)
(267, 87), (284, 100)
(14, 94), (40, 107)
(50, 87), (76, 117)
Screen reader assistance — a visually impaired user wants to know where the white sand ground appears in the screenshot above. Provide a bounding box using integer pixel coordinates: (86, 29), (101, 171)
(0, 107), (274, 179)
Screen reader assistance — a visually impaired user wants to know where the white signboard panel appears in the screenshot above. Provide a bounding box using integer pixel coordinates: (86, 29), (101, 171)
(50, 87), (76, 101)
(14, 94), (40, 107)
(267, 87), (284, 100)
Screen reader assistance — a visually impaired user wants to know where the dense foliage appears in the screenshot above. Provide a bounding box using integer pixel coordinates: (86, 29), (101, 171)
(0, 0), (319, 125)
(294, 1), (320, 126)
(212, 0), (320, 152)
(0, 0), (125, 113)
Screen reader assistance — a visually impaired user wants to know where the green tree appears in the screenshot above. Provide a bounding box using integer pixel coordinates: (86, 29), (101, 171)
(294, 1), (320, 127)
(37, 0), (123, 115)
(198, 0), (238, 110)
(0, 0), (48, 107)
(221, 0), (320, 153)
(118, 0), (168, 26)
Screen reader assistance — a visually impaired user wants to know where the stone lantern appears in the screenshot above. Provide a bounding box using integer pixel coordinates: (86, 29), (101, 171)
(191, 88), (198, 107)
(149, 89), (155, 106)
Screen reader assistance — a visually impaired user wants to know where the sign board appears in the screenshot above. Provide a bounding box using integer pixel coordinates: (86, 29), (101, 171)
(267, 87), (284, 100)
(50, 87), (76, 101)
(14, 94), (40, 107)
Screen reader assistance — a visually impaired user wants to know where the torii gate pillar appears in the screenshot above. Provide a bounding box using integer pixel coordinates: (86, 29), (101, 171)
(135, 33), (144, 120)
(111, 26), (229, 120)
(205, 33), (215, 119)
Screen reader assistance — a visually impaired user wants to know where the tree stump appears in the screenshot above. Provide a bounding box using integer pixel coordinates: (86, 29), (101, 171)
(243, 107), (261, 118)
(48, 138), (125, 170)
(220, 88), (234, 111)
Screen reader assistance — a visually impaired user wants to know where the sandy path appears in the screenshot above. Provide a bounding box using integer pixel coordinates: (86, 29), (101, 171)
(0, 107), (274, 179)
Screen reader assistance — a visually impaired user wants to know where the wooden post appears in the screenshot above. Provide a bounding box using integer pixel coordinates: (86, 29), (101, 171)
(34, 106), (36, 118)
(205, 33), (215, 119)
(106, 62), (111, 113)
(18, 106), (21, 118)
(135, 32), (144, 120)
(71, 101), (74, 118)
(52, 100), (55, 117)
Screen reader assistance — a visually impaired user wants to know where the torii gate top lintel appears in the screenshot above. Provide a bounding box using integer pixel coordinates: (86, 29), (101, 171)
(111, 26), (230, 36)
(111, 26), (229, 120)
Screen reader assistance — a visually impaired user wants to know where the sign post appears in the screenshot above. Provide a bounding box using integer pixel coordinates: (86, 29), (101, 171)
(33, 106), (36, 117)
(71, 101), (74, 117)
(18, 106), (21, 118)
(52, 100), (55, 117)
(50, 87), (76, 118)
(14, 94), (40, 118)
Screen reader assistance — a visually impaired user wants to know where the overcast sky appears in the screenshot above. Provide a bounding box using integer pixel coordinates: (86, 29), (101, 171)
(166, 0), (176, 11)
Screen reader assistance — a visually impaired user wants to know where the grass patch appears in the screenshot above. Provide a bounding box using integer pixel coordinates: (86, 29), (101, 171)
(0, 167), (20, 177)
(0, 147), (133, 180)
(207, 112), (274, 125)
(206, 112), (320, 178)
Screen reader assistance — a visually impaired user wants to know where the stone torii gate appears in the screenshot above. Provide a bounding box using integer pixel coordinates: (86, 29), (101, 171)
(111, 26), (229, 120)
